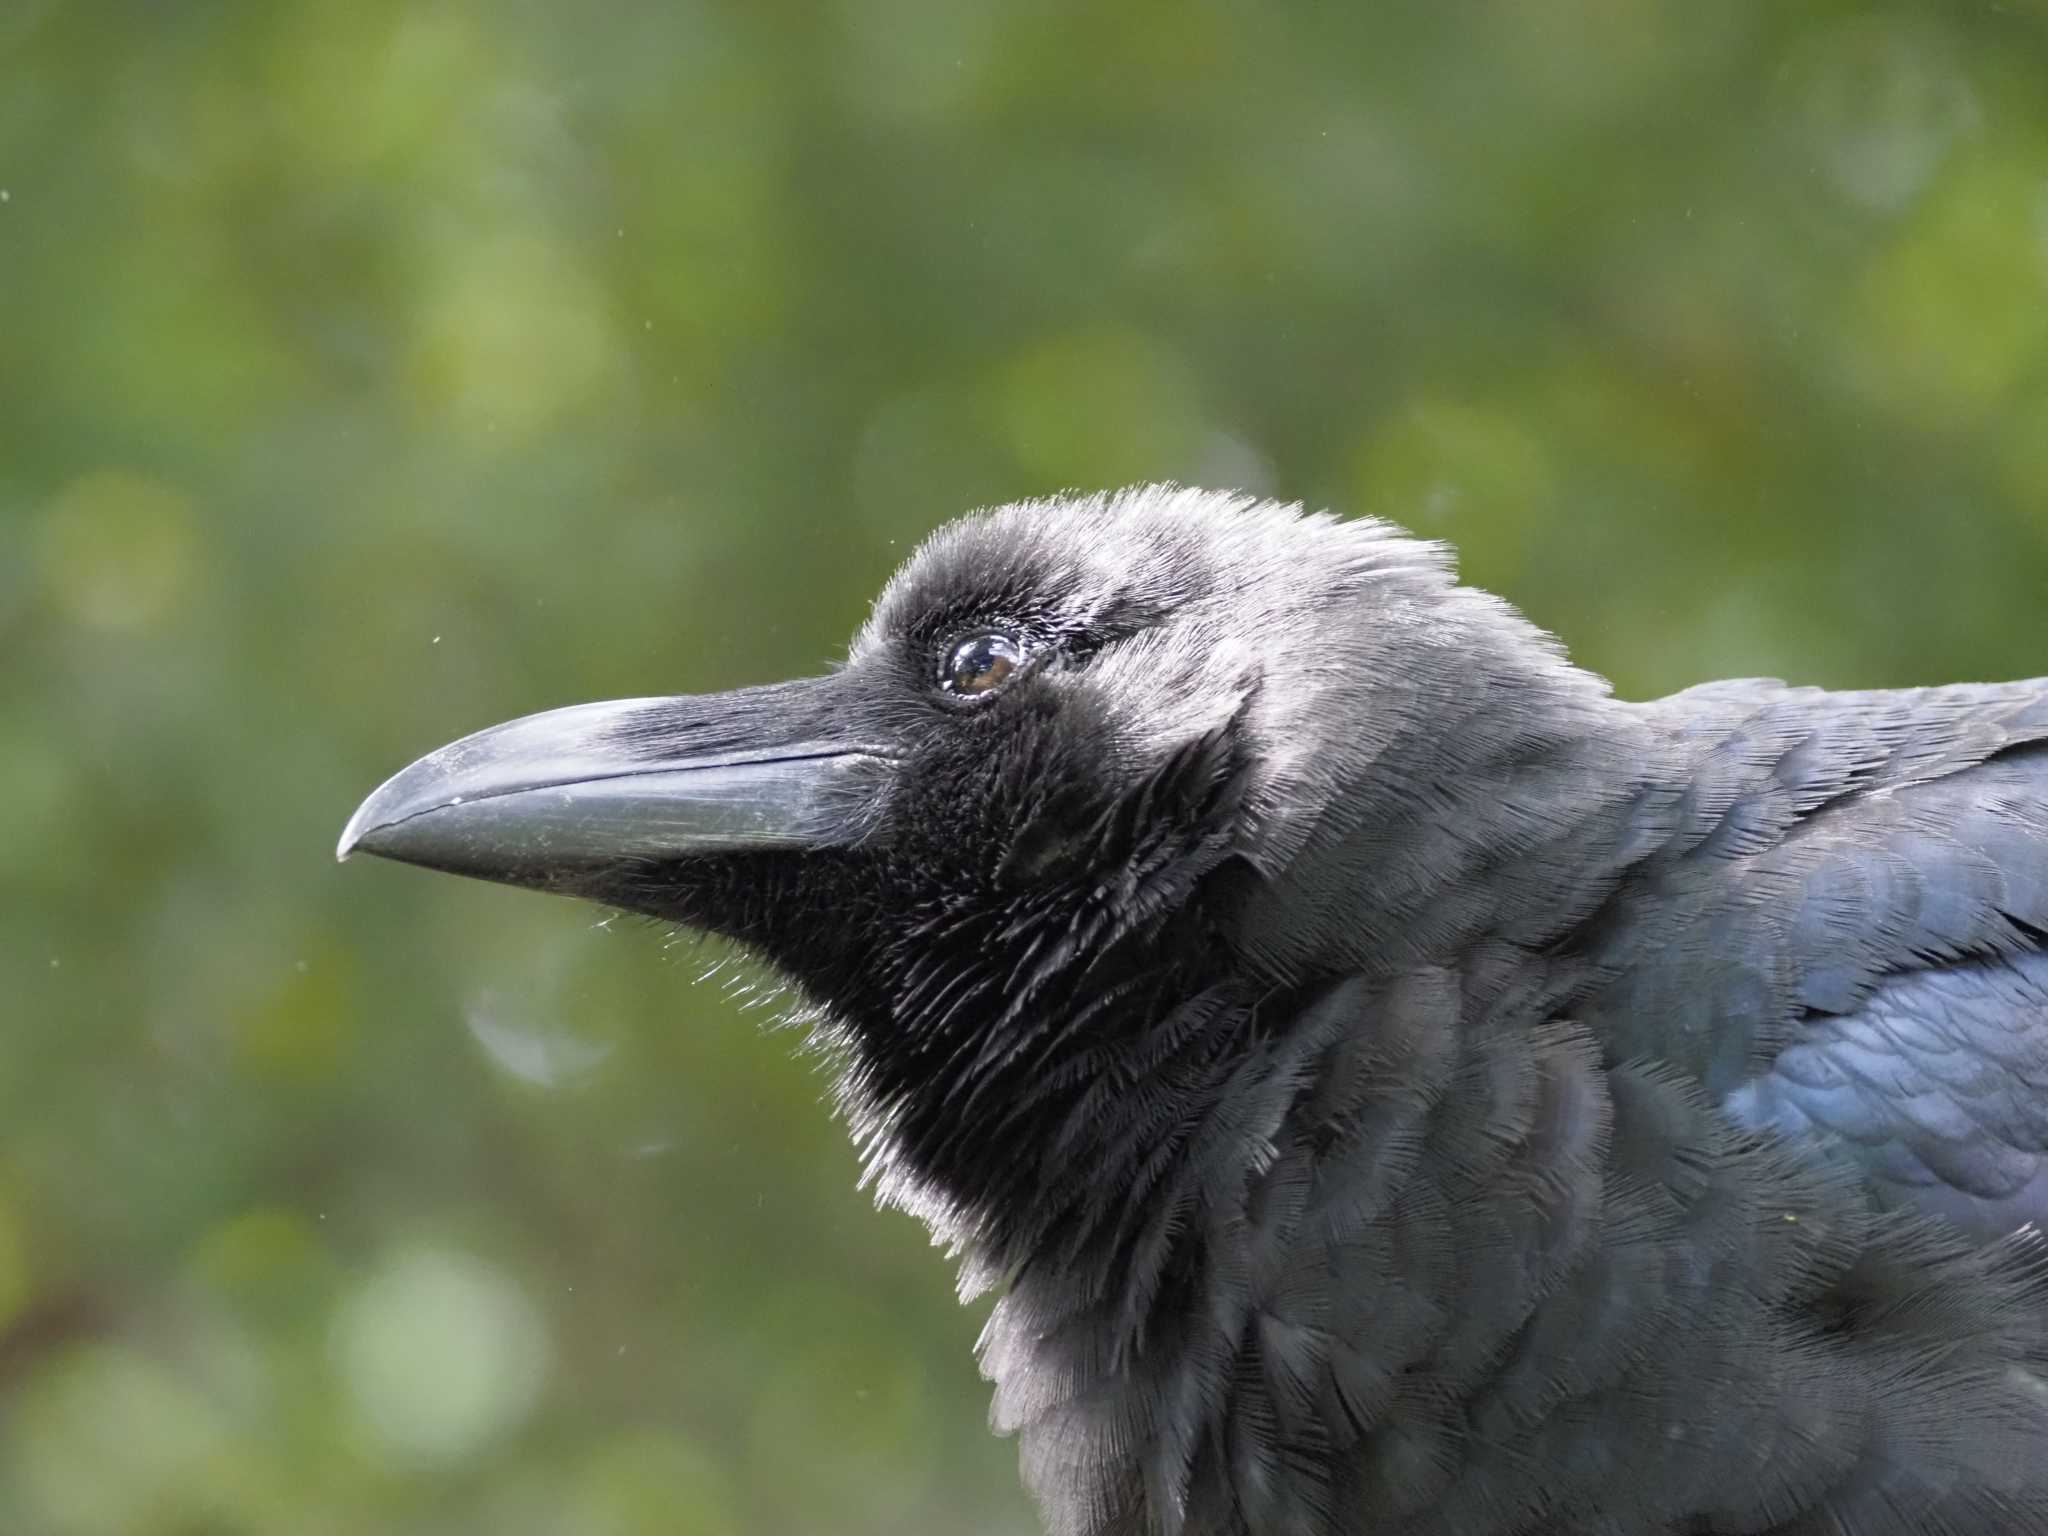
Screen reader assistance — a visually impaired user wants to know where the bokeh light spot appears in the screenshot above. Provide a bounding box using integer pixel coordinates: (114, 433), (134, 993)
(37, 469), (198, 633)
(331, 1246), (550, 1466)
(4, 1344), (230, 1535)
(1782, 15), (1979, 213)
(404, 237), (623, 440)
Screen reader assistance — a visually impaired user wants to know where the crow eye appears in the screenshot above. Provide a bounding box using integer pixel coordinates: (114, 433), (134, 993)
(941, 633), (1024, 697)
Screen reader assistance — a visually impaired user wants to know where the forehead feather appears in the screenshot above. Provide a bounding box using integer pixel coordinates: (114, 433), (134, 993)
(856, 484), (1454, 654)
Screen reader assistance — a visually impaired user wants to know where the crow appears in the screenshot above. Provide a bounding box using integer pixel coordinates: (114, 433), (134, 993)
(340, 485), (2048, 1535)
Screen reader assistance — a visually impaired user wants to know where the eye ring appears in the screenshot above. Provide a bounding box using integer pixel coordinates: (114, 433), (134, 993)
(940, 632), (1025, 698)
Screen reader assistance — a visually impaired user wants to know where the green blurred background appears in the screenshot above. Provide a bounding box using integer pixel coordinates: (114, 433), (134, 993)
(3, 2), (2046, 1531)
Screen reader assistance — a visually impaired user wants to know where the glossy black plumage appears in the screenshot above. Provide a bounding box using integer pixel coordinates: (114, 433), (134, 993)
(343, 487), (2048, 1534)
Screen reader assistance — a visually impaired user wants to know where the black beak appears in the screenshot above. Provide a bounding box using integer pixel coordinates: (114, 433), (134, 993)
(337, 678), (892, 892)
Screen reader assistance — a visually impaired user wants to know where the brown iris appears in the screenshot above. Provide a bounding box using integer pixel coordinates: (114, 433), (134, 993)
(942, 633), (1024, 697)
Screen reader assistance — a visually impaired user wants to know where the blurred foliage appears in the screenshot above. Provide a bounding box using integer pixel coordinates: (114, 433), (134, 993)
(3, 1), (2047, 1532)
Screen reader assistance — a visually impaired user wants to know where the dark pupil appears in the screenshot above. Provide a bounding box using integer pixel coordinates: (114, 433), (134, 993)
(947, 634), (1020, 695)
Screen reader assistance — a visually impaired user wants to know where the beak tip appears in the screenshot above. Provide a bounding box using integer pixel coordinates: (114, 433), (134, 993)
(335, 817), (366, 864)
(339, 751), (449, 868)
(336, 794), (393, 865)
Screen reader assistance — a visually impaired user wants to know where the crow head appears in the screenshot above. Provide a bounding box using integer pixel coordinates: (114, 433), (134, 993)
(341, 486), (1602, 1248)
